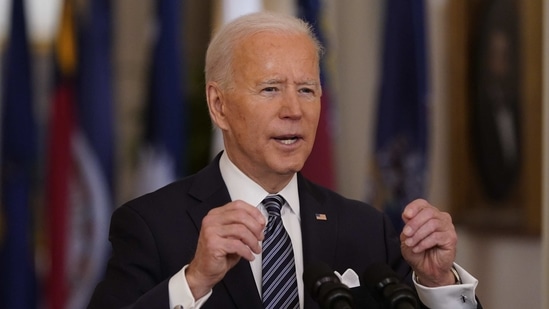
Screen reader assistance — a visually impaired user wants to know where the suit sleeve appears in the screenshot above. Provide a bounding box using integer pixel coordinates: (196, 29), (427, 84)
(87, 206), (171, 309)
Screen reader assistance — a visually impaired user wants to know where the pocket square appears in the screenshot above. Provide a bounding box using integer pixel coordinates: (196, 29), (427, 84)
(334, 268), (360, 288)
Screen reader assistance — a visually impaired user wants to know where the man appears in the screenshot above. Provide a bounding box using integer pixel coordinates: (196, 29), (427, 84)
(89, 12), (480, 309)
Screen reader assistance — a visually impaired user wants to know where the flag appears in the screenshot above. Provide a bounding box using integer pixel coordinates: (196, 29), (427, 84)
(0, 0), (38, 308)
(45, 1), (77, 307)
(372, 0), (429, 232)
(297, 0), (336, 189)
(135, 0), (188, 195)
(71, 0), (113, 307)
(77, 0), (115, 191)
(209, 0), (263, 159)
(45, 0), (113, 308)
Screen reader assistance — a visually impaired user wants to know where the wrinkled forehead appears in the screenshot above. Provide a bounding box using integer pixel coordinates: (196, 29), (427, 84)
(239, 30), (321, 57)
(232, 31), (320, 67)
(221, 31), (320, 89)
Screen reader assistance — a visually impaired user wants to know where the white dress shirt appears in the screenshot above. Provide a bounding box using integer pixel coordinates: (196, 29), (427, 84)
(168, 152), (478, 308)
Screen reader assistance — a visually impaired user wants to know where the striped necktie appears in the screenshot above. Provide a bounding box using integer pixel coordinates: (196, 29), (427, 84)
(261, 194), (299, 309)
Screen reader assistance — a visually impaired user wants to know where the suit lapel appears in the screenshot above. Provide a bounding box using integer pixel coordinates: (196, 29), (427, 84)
(299, 174), (338, 265)
(186, 154), (229, 231)
(298, 174), (339, 308)
(186, 153), (263, 308)
(220, 259), (263, 308)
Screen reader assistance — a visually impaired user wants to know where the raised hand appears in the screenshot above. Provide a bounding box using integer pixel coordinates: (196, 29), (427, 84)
(400, 199), (458, 287)
(186, 201), (266, 298)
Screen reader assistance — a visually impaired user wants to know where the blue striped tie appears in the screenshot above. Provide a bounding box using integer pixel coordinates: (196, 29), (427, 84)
(262, 195), (299, 309)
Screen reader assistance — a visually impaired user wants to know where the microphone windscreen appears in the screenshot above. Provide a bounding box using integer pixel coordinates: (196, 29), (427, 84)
(362, 262), (400, 290)
(303, 261), (339, 298)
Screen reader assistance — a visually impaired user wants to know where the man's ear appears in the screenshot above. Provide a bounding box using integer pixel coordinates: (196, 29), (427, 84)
(206, 82), (229, 130)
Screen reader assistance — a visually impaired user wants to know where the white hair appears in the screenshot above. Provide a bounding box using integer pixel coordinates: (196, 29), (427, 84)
(205, 11), (324, 89)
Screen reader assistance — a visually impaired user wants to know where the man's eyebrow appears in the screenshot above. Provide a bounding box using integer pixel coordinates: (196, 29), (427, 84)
(296, 80), (320, 86)
(258, 78), (285, 85)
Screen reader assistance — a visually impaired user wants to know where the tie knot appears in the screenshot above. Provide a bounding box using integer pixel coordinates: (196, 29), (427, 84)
(262, 194), (285, 217)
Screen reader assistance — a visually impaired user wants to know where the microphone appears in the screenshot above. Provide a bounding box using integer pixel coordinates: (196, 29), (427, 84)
(303, 261), (354, 309)
(362, 263), (419, 309)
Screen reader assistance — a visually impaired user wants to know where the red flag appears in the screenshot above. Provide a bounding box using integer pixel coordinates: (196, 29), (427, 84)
(46, 83), (75, 309)
(45, 1), (76, 307)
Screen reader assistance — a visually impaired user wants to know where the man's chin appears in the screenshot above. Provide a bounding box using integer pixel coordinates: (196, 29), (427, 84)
(274, 163), (304, 176)
(268, 152), (309, 174)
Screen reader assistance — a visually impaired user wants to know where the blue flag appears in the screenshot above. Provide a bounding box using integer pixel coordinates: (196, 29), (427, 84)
(136, 0), (187, 195)
(64, 0), (114, 307)
(78, 0), (115, 190)
(374, 0), (429, 232)
(0, 0), (38, 308)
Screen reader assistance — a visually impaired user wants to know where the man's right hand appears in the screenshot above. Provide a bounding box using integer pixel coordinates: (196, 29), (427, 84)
(186, 200), (266, 299)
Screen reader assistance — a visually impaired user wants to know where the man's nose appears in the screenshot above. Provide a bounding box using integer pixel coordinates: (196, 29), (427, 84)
(280, 91), (303, 119)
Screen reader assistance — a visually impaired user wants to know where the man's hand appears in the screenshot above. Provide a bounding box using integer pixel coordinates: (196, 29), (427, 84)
(400, 199), (458, 287)
(186, 201), (266, 299)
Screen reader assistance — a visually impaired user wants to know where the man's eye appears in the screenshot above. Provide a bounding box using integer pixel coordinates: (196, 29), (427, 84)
(263, 87), (278, 92)
(299, 88), (314, 94)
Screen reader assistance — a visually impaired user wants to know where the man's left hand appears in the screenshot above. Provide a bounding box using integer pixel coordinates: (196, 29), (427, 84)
(400, 199), (458, 287)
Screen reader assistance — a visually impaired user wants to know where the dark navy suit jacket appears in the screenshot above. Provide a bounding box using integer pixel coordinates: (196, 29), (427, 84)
(88, 154), (479, 309)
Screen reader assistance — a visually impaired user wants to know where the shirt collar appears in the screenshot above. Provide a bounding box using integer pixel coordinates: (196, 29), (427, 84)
(219, 152), (300, 216)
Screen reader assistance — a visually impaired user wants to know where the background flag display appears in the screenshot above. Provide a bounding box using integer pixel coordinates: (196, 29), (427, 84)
(77, 0), (115, 192)
(45, 0), (113, 308)
(372, 0), (429, 232)
(70, 0), (113, 307)
(0, 0), (38, 308)
(297, 0), (336, 189)
(135, 0), (187, 195)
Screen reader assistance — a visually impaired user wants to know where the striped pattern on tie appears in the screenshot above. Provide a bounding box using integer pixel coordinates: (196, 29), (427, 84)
(261, 194), (299, 309)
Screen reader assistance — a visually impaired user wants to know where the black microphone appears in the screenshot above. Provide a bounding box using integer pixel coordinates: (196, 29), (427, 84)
(362, 263), (419, 309)
(303, 261), (354, 309)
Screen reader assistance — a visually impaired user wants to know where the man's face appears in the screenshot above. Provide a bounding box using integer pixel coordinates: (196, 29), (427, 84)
(210, 31), (322, 190)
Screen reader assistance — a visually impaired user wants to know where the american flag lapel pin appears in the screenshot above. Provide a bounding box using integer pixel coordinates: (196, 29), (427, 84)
(315, 213), (327, 221)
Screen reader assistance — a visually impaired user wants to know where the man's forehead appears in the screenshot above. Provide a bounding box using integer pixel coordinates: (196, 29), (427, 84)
(235, 33), (318, 61)
(239, 30), (313, 48)
(229, 31), (320, 84)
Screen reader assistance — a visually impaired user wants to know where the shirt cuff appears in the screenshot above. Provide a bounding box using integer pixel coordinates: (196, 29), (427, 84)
(413, 263), (478, 309)
(169, 265), (213, 309)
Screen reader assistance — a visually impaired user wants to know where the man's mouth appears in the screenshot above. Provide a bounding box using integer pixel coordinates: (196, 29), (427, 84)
(274, 136), (300, 145)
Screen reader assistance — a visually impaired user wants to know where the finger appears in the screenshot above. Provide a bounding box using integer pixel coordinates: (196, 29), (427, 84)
(402, 203), (450, 238)
(228, 200), (266, 226)
(217, 223), (263, 254)
(221, 237), (258, 261)
(200, 201), (267, 258)
(401, 199), (431, 223)
(223, 208), (266, 241)
(402, 206), (436, 238)
(206, 201), (266, 240)
(405, 230), (456, 254)
(402, 212), (444, 246)
(196, 223), (257, 266)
